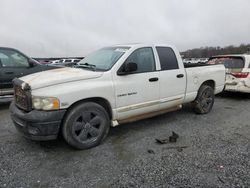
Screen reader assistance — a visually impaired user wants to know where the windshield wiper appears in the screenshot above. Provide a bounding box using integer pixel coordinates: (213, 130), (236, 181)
(75, 62), (96, 71)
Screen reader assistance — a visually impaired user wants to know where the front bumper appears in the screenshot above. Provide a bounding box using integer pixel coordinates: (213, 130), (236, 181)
(0, 88), (14, 96)
(10, 102), (66, 141)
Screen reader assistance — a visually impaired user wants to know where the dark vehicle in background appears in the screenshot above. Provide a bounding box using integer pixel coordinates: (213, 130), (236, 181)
(0, 47), (59, 97)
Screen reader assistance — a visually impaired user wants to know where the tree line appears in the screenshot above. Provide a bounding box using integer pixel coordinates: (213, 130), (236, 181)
(181, 43), (250, 58)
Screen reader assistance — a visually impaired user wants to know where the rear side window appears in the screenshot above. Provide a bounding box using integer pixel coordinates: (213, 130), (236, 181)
(156, 47), (179, 70)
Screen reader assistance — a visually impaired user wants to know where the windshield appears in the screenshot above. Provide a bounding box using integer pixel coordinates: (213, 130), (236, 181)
(207, 57), (245, 70)
(77, 47), (130, 71)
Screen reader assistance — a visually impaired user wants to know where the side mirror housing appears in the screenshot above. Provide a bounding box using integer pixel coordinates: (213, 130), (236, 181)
(118, 62), (137, 75)
(125, 62), (137, 72)
(28, 59), (37, 68)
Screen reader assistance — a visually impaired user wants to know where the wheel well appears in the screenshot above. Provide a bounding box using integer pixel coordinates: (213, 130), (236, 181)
(194, 80), (216, 102)
(201, 80), (215, 90)
(66, 97), (113, 119)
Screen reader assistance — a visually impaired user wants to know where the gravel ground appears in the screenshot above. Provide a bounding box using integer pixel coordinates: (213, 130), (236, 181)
(0, 93), (249, 188)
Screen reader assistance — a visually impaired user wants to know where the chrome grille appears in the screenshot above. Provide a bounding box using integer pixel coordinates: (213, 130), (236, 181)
(13, 79), (32, 111)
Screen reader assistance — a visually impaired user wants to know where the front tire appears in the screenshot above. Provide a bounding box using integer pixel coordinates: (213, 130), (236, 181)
(193, 85), (215, 114)
(62, 102), (110, 149)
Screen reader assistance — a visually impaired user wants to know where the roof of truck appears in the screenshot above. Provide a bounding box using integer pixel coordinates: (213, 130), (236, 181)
(113, 43), (174, 48)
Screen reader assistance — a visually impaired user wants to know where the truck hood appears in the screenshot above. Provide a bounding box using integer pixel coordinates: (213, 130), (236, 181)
(20, 67), (103, 90)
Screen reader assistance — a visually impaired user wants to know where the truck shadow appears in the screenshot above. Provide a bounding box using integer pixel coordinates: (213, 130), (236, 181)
(108, 106), (192, 138)
(34, 108), (191, 152)
(8, 92), (249, 152)
(8, 103), (197, 152)
(0, 102), (11, 110)
(217, 92), (250, 100)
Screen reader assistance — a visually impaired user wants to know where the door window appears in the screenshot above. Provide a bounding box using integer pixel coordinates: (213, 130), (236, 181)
(0, 49), (29, 67)
(156, 47), (179, 70)
(125, 47), (155, 73)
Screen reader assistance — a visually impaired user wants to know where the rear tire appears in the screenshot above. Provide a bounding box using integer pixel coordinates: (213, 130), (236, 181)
(193, 85), (215, 114)
(62, 102), (110, 149)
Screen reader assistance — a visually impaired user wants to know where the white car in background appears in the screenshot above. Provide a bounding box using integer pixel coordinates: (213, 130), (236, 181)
(51, 59), (81, 67)
(198, 58), (208, 63)
(51, 60), (60, 64)
(183, 58), (194, 64)
(208, 54), (250, 94)
(183, 58), (207, 64)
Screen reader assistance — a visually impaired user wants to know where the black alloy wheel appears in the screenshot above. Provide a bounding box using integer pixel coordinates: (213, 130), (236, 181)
(193, 85), (215, 114)
(63, 102), (110, 149)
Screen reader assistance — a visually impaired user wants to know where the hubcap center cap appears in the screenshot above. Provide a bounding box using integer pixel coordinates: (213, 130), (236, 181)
(84, 122), (91, 129)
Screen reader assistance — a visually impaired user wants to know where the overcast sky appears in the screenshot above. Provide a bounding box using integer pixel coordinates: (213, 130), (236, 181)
(1, 0), (250, 57)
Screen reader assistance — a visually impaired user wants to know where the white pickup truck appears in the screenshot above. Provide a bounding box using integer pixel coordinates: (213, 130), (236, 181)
(10, 44), (225, 149)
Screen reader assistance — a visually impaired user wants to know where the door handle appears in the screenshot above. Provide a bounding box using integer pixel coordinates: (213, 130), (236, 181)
(4, 71), (14, 74)
(149, 77), (159, 82)
(176, 74), (184, 78)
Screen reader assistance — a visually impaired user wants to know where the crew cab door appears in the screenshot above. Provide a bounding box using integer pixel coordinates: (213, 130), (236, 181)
(0, 48), (31, 89)
(155, 47), (186, 109)
(113, 47), (160, 120)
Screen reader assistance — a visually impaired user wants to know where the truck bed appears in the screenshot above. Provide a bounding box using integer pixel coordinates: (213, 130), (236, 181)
(183, 64), (225, 103)
(184, 63), (213, 68)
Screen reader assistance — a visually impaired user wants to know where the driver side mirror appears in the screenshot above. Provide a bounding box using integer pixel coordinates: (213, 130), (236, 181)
(118, 62), (137, 75)
(28, 59), (37, 68)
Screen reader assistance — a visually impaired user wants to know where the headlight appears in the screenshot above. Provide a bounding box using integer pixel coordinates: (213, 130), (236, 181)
(32, 96), (60, 110)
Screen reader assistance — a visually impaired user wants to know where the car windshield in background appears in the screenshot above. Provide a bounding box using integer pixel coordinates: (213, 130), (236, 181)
(207, 57), (245, 69)
(77, 47), (130, 71)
